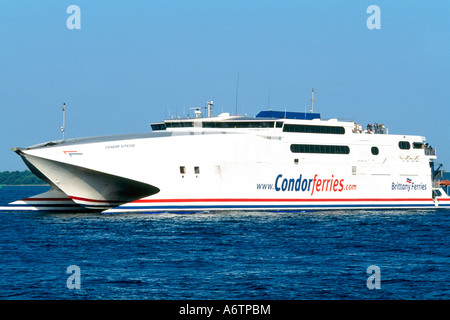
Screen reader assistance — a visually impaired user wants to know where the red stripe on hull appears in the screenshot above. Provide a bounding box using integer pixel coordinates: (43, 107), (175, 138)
(132, 198), (433, 203)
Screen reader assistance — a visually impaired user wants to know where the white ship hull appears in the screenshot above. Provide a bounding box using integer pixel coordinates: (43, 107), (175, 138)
(6, 109), (450, 212)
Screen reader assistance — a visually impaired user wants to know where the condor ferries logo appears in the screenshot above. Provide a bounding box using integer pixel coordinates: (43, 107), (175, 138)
(63, 150), (83, 157)
(256, 173), (357, 196)
(392, 178), (427, 192)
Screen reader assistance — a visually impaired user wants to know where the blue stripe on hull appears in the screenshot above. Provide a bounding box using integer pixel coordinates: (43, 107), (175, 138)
(114, 203), (436, 211)
(3, 202), (442, 212)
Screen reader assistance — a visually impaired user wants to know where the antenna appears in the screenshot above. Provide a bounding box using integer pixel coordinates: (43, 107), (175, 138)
(311, 88), (315, 113)
(235, 72), (239, 116)
(267, 87), (271, 110)
(206, 100), (213, 117)
(61, 103), (66, 141)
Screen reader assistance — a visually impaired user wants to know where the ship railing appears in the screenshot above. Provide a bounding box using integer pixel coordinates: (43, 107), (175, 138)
(352, 126), (388, 134)
(433, 180), (450, 196)
(425, 147), (436, 156)
(433, 180), (441, 188)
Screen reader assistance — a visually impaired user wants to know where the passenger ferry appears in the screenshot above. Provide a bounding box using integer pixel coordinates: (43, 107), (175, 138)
(5, 100), (450, 212)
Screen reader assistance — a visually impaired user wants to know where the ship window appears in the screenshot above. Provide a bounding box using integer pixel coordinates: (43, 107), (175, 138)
(371, 147), (379, 155)
(180, 166), (186, 174)
(165, 121), (194, 128)
(276, 122), (283, 128)
(283, 124), (345, 134)
(194, 166), (200, 174)
(151, 123), (166, 131)
(399, 141), (411, 150)
(202, 121), (275, 128)
(290, 144), (350, 154)
(413, 142), (424, 149)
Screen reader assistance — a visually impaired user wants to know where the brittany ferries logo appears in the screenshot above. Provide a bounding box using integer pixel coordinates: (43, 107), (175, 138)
(392, 178), (427, 192)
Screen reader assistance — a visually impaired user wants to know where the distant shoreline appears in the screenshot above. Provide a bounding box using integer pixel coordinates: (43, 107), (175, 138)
(0, 170), (47, 186)
(0, 184), (49, 187)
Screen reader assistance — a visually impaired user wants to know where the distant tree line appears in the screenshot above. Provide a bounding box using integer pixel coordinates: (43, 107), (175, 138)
(0, 170), (47, 185)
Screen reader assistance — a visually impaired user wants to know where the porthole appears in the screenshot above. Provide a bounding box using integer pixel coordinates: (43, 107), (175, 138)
(371, 147), (379, 155)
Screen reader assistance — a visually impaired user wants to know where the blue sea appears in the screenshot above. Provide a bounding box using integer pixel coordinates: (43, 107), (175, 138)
(0, 186), (449, 300)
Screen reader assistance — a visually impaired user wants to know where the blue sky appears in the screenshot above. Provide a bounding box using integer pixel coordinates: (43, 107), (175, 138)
(1, 0), (449, 171)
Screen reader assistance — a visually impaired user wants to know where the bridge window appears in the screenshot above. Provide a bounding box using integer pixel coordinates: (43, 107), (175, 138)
(165, 122), (193, 128)
(151, 123), (166, 131)
(202, 121), (275, 128)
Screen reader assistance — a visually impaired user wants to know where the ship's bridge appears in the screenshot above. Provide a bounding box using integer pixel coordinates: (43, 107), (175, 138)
(150, 109), (323, 131)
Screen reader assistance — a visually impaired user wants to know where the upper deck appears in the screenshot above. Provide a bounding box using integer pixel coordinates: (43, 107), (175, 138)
(151, 109), (366, 135)
(150, 108), (436, 158)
